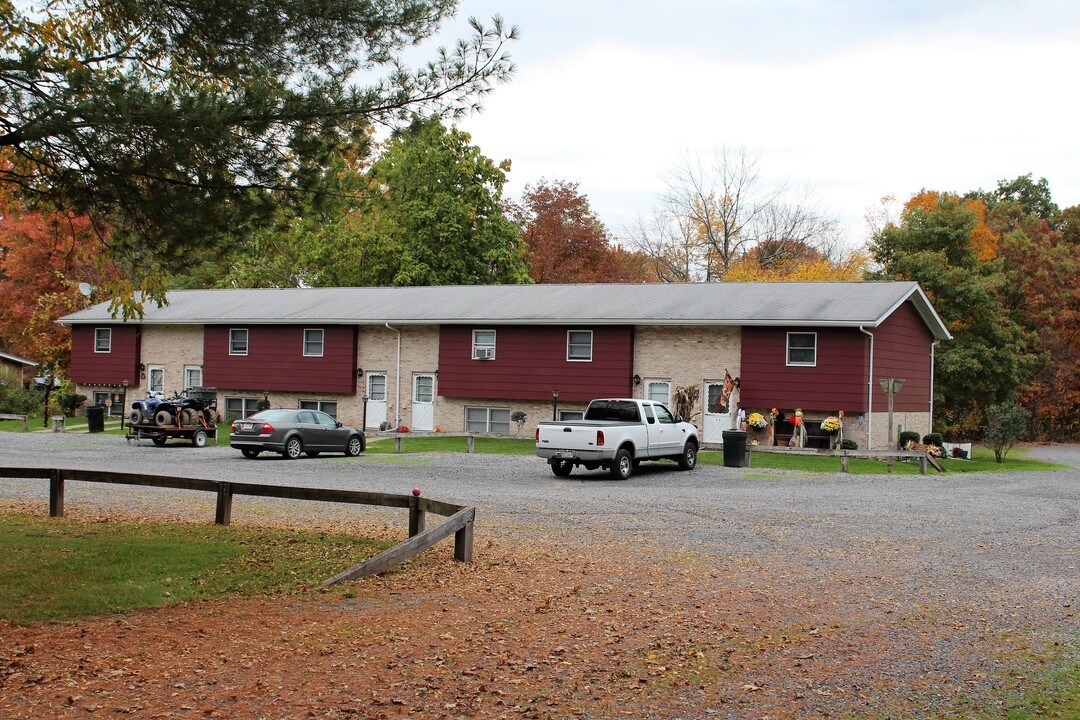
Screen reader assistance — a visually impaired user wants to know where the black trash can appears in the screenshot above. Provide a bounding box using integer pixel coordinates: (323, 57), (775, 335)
(86, 405), (105, 433)
(722, 429), (747, 467)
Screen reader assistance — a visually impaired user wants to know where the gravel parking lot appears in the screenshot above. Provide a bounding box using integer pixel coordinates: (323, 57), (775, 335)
(1, 432), (1077, 719)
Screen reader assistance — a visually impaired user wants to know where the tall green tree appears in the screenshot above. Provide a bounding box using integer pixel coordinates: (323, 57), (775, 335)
(1, 0), (516, 307)
(869, 191), (1032, 436)
(338, 117), (529, 286)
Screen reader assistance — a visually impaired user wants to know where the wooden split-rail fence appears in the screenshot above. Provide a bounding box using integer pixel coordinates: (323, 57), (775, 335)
(0, 467), (474, 583)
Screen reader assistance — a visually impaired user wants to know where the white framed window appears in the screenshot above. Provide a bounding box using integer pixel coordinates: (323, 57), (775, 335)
(367, 373), (386, 401)
(787, 332), (817, 366)
(147, 365), (165, 394)
(646, 379), (671, 405)
(567, 330), (593, 362)
(184, 365), (203, 390)
(558, 410), (584, 421)
(299, 400), (338, 418)
(414, 374), (435, 403)
(472, 329), (496, 360)
(303, 329), (324, 357)
(465, 406), (511, 433)
(229, 328), (249, 356)
(224, 396), (260, 421)
(94, 328), (111, 353)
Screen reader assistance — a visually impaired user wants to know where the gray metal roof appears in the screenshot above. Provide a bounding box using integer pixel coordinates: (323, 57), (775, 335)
(59, 282), (952, 340)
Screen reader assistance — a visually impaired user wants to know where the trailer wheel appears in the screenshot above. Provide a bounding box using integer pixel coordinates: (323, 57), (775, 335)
(151, 435), (167, 446)
(191, 429), (208, 448)
(609, 448), (633, 480)
(551, 460), (573, 477)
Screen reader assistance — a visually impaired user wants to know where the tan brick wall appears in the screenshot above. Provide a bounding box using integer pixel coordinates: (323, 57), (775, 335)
(125, 325), (205, 398)
(633, 326), (741, 420)
(862, 410), (932, 450)
(353, 325), (440, 430)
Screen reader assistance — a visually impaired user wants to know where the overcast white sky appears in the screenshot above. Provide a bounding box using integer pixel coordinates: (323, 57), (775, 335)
(419, 0), (1079, 246)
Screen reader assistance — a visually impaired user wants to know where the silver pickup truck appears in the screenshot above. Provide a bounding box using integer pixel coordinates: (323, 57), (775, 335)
(535, 398), (699, 479)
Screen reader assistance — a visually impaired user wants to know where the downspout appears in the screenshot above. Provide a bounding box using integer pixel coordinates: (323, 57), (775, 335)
(929, 340), (939, 437)
(859, 326), (874, 450)
(385, 323), (402, 426)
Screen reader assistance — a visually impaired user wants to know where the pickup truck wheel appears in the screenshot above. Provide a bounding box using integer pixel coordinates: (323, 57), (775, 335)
(610, 449), (633, 480)
(678, 441), (698, 470)
(551, 460), (573, 477)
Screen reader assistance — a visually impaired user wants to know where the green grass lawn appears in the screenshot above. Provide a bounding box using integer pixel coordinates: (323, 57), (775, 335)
(366, 434), (537, 455)
(0, 513), (388, 624)
(708, 445), (1069, 474)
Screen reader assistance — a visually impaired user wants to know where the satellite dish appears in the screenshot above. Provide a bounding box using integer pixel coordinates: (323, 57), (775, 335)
(78, 282), (93, 297)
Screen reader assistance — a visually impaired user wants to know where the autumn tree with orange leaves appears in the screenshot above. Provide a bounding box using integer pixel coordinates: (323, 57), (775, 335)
(871, 179), (1080, 441)
(0, 207), (126, 371)
(510, 180), (653, 283)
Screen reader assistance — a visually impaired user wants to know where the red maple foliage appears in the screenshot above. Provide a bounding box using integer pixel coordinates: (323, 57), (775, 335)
(510, 180), (654, 283)
(0, 207), (125, 370)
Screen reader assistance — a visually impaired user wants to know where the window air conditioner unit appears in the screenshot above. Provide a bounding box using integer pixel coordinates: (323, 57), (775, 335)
(475, 347), (495, 360)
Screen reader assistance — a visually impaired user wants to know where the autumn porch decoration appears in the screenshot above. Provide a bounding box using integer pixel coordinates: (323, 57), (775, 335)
(744, 411), (771, 445)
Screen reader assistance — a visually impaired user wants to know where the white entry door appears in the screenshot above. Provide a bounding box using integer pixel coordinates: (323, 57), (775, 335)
(412, 374), (435, 431)
(703, 380), (732, 443)
(366, 373), (387, 429)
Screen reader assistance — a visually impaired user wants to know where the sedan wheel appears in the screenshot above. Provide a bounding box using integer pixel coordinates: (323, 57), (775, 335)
(241, 448), (260, 458)
(283, 436), (303, 459)
(345, 435), (364, 457)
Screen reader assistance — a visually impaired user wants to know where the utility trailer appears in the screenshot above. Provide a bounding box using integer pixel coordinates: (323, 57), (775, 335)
(126, 387), (219, 448)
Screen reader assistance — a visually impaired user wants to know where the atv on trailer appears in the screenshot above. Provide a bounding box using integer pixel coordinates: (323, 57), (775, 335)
(127, 387), (220, 447)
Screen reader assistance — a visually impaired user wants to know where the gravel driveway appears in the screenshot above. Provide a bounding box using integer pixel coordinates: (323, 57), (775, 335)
(1, 432), (1077, 719)
(1, 432), (1076, 605)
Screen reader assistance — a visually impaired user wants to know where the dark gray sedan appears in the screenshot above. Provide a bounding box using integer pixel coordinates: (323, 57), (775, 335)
(230, 409), (365, 459)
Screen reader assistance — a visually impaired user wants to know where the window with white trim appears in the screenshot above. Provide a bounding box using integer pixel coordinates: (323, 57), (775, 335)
(184, 365), (203, 390)
(472, 329), (496, 360)
(229, 328), (249, 356)
(147, 365), (165, 394)
(303, 329), (324, 357)
(646, 379), (671, 405)
(299, 400), (338, 418)
(94, 328), (111, 353)
(558, 410), (584, 421)
(787, 332), (817, 366)
(224, 396), (260, 421)
(567, 330), (593, 361)
(465, 406), (511, 433)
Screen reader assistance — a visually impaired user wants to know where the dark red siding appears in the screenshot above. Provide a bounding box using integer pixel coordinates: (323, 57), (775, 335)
(739, 327), (870, 413)
(871, 302), (933, 413)
(203, 325), (357, 393)
(437, 326), (634, 402)
(70, 325), (140, 385)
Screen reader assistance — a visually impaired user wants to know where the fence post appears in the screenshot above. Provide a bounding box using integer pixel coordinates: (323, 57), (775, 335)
(395, 436), (403, 454)
(919, 455), (927, 475)
(467, 434), (475, 453)
(215, 482), (234, 525)
(408, 496), (426, 537)
(454, 520), (474, 562)
(49, 469), (65, 517)
(841, 453), (850, 473)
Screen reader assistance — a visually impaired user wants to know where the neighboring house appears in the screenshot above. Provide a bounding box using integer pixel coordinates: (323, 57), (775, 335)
(58, 282), (951, 449)
(0, 350), (38, 385)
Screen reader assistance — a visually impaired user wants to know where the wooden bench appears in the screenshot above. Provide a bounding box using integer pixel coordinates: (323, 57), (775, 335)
(748, 446), (940, 474)
(839, 449), (937, 474)
(0, 413), (29, 431)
